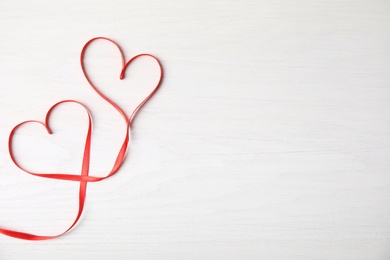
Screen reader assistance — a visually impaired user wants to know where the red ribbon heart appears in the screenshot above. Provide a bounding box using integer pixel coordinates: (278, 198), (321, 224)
(0, 37), (163, 240)
(80, 37), (163, 179)
(1, 100), (92, 240)
(81, 37), (163, 126)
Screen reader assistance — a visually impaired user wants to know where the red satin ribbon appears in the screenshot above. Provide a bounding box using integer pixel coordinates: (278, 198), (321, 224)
(0, 37), (163, 240)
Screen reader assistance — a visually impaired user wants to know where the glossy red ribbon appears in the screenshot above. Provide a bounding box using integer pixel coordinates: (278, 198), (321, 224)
(0, 37), (163, 240)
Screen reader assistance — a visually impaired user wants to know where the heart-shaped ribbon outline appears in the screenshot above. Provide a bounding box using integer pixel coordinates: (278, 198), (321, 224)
(81, 37), (164, 126)
(2, 100), (92, 240)
(8, 100), (99, 182)
(79, 37), (163, 179)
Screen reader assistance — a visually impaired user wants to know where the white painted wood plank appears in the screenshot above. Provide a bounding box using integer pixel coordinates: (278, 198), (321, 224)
(0, 0), (389, 259)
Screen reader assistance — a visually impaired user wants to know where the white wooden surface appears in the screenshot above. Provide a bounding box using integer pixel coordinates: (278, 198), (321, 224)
(0, 0), (389, 259)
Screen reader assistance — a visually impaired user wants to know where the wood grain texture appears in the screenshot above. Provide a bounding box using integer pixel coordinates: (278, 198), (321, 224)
(0, 0), (389, 259)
